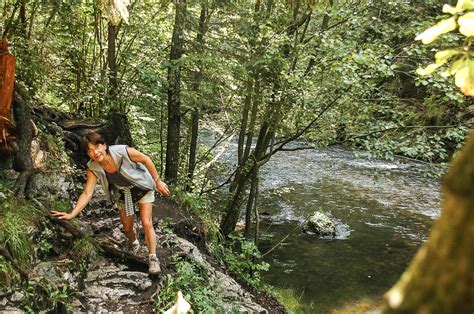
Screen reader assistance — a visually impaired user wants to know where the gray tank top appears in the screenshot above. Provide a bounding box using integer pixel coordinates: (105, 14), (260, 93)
(105, 171), (131, 187)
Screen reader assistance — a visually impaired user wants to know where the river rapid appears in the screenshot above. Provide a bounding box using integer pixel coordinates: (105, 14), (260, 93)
(204, 132), (443, 313)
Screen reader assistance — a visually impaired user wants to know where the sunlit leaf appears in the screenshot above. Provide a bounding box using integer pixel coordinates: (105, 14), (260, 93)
(115, 0), (130, 23)
(458, 12), (474, 37)
(102, 0), (130, 26)
(440, 58), (465, 77)
(442, 4), (458, 14)
(457, 0), (474, 11)
(417, 63), (441, 76)
(435, 49), (460, 65)
(415, 17), (457, 44)
(454, 59), (474, 96)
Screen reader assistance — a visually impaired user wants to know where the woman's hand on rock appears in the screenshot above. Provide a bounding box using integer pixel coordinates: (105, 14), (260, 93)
(51, 211), (73, 220)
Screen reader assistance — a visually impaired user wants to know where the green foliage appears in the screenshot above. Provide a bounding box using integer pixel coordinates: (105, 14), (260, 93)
(18, 279), (73, 313)
(41, 283), (72, 312)
(70, 236), (100, 272)
(0, 197), (42, 265)
(416, 0), (474, 96)
(211, 233), (270, 289)
(155, 255), (237, 313)
(171, 188), (221, 245)
(42, 134), (73, 170)
(0, 256), (20, 291)
(271, 288), (310, 314)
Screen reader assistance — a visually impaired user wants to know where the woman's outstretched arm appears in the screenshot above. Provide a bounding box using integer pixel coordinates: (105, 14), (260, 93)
(51, 169), (97, 220)
(127, 147), (170, 196)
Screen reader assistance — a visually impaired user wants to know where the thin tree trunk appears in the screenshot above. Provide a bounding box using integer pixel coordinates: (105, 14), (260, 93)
(237, 78), (252, 167)
(187, 108), (199, 189)
(165, 0), (187, 184)
(243, 77), (260, 161)
(253, 173), (260, 246)
(244, 163), (259, 238)
(19, 0), (27, 37)
(187, 4), (210, 191)
(107, 22), (118, 104)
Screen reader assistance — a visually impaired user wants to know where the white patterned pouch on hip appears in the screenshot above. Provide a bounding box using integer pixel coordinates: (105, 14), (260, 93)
(123, 188), (134, 216)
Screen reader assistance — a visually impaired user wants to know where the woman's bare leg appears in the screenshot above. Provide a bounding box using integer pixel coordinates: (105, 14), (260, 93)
(119, 207), (137, 242)
(138, 202), (156, 254)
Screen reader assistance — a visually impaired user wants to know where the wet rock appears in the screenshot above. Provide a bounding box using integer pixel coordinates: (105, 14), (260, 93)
(303, 211), (336, 237)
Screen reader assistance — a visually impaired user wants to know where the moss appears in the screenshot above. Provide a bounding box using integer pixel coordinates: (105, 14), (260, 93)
(272, 288), (306, 313)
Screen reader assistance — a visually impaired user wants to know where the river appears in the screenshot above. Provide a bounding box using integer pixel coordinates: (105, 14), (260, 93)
(204, 133), (443, 313)
(257, 145), (442, 313)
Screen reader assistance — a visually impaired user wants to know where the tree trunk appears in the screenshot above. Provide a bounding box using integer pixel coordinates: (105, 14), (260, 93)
(165, 0), (187, 184)
(221, 106), (278, 237)
(12, 86), (34, 196)
(187, 108), (199, 189)
(382, 133), (474, 313)
(243, 77), (260, 162)
(244, 163), (259, 238)
(19, 0), (27, 37)
(107, 110), (133, 146)
(186, 4), (209, 191)
(237, 78), (252, 167)
(107, 22), (118, 104)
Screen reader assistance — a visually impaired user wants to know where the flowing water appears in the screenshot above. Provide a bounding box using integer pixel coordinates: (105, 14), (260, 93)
(203, 132), (443, 313)
(257, 145), (443, 313)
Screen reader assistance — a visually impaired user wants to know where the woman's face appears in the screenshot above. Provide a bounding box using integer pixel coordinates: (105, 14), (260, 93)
(87, 143), (107, 162)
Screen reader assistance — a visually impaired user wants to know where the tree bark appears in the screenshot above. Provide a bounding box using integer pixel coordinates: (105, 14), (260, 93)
(107, 22), (118, 104)
(244, 163), (259, 238)
(382, 133), (474, 313)
(186, 3), (209, 191)
(165, 0), (187, 184)
(237, 78), (252, 167)
(12, 86), (34, 196)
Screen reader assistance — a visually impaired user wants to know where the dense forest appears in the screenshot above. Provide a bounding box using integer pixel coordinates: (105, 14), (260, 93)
(0, 0), (472, 312)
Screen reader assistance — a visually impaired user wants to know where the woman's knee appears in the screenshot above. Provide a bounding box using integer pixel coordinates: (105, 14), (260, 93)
(141, 218), (153, 230)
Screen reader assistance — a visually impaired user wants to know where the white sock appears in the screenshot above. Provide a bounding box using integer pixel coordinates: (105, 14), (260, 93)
(149, 253), (157, 259)
(132, 239), (139, 245)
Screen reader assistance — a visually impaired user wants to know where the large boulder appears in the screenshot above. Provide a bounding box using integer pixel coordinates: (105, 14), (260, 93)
(303, 211), (336, 237)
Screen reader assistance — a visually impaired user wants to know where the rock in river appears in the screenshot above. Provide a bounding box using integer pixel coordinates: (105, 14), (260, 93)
(303, 211), (336, 237)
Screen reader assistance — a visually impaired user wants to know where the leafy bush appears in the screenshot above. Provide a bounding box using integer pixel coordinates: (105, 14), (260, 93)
(211, 233), (270, 288)
(155, 255), (236, 312)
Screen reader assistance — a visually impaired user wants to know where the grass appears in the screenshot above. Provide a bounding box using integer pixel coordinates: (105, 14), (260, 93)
(0, 192), (43, 264)
(71, 236), (101, 270)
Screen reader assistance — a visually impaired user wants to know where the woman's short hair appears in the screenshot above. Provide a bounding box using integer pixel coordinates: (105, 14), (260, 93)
(84, 132), (109, 154)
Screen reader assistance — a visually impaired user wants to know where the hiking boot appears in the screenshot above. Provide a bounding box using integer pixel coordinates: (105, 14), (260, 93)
(128, 239), (141, 255)
(149, 255), (161, 274)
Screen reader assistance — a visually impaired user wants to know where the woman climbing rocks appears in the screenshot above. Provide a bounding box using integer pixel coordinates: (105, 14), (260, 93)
(51, 131), (170, 274)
